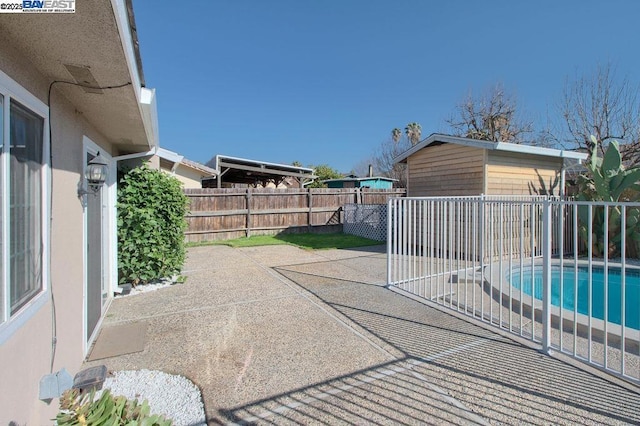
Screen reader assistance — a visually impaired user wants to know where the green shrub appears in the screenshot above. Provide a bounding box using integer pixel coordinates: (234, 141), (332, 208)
(118, 164), (189, 285)
(56, 388), (172, 425)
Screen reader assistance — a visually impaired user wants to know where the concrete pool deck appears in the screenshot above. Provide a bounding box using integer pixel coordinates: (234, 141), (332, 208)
(85, 244), (640, 424)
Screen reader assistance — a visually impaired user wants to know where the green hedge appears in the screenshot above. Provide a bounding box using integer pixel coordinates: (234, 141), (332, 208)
(117, 164), (189, 285)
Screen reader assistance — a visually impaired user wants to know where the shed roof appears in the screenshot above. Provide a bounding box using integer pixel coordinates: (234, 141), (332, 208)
(394, 133), (588, 164)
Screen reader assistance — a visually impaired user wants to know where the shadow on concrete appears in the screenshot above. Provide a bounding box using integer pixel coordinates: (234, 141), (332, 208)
(218, 262), (640, 425)
(333, 244), (387, 254)
(219, 356), (485, 425)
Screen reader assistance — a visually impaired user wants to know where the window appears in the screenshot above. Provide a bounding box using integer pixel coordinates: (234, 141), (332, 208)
(0, 75), (48, 332)
(9, 101), (44, 314)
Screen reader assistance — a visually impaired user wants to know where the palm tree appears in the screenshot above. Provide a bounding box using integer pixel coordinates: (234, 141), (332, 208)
(391, 128), (402, 144)
(405, 122), (422, 146)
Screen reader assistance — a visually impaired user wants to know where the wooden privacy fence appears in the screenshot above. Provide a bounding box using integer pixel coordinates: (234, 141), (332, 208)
(184, 187), (406, 242)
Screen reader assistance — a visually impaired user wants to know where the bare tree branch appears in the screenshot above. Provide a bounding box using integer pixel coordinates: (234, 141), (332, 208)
(447, 84), (533, 144)
(371, 132), (413, 188)
(559, 63), (640, 165)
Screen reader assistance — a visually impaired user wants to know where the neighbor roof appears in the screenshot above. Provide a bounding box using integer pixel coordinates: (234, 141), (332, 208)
(157, 147), (217, 177)
(394, 133), (588, 164)
(322, 177), (397, 183)
(204, 155), (316, 185)
(156, 147), (183, 164)
(181, 158), (218, 177)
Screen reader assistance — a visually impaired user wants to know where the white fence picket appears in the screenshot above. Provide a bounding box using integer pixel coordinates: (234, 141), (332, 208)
(387, 196), (640, 383)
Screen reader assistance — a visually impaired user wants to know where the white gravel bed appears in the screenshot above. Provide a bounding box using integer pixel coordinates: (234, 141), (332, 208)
(102, 369), (206, 426)
(116, 278), (178, 297)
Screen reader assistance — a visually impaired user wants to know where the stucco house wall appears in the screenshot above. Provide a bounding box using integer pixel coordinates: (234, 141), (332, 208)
(157, 149), (217, 189)
(172, 165), (207, 188)
(0, 3), (157, 423)
(158, 158), (207, 188)
(0, 37), (117, 423)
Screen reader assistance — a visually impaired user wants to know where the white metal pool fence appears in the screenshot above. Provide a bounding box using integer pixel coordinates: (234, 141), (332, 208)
(387, 195), (640, 383)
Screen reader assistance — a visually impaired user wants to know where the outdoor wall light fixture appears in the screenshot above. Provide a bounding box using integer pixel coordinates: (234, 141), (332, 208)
(78, 152), (108, 196)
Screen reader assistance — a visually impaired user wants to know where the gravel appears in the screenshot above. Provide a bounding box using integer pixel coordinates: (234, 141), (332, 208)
(102, 369), (206, 426)
(116, 279), (177, 298)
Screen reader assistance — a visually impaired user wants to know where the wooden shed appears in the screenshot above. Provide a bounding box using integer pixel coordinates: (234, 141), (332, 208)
(394, 134), (587, 197)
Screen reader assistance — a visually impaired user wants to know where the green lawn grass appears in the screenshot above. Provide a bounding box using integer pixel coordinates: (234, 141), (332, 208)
(187, 233), (382, 250)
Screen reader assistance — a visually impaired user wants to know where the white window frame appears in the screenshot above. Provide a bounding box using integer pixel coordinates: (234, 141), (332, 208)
(0, 69), (50, 345)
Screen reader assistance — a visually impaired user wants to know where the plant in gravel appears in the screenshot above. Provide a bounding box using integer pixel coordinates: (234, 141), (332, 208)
(56, 388), (172, 425)
(118, 164), (189, 285)
(576, 136), (640, 257)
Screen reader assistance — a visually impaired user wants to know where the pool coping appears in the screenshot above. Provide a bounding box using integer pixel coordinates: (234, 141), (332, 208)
(484, 257), (640, 343)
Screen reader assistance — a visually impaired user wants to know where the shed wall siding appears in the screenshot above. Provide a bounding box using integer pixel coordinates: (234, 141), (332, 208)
(486, 151), (563, 195)
(407, 143), (485, 196)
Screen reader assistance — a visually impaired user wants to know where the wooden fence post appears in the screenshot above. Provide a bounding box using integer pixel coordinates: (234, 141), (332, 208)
(308, 188), (313, 232)
(246, 188), (252, 237)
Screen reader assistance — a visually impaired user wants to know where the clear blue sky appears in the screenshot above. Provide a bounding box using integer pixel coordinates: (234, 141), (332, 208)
(133, 0), (639, 173)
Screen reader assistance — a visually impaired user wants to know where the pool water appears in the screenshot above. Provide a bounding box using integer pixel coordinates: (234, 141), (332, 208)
(509, 266), (640, 330)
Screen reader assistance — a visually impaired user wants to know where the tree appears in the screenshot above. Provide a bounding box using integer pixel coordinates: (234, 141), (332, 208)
(351, 157), (376, 178)
(391, 127), (402, 144)
(404, 122), (422, 146)
(368, 126), (418, 188)
(447, 84), (533, 143)
(374, 139), (408, 187)
(558, 63), (640, 166)
(307, 164), (343, 188)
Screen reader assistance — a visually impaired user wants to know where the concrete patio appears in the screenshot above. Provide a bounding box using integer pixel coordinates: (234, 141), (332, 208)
(84, 244), (640, 425)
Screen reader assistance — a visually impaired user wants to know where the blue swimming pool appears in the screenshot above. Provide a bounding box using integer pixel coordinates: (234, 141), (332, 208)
(509, 265), (640, 330)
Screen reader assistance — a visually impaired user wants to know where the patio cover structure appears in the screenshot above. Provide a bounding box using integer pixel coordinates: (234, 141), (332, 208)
(203, 155), (316, 188)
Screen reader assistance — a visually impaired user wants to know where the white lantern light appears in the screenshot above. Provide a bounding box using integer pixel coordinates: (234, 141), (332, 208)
(78, 152), (108, 196)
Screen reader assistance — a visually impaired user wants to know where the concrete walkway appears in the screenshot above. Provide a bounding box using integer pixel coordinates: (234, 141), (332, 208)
(85, 244), (640, 425)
